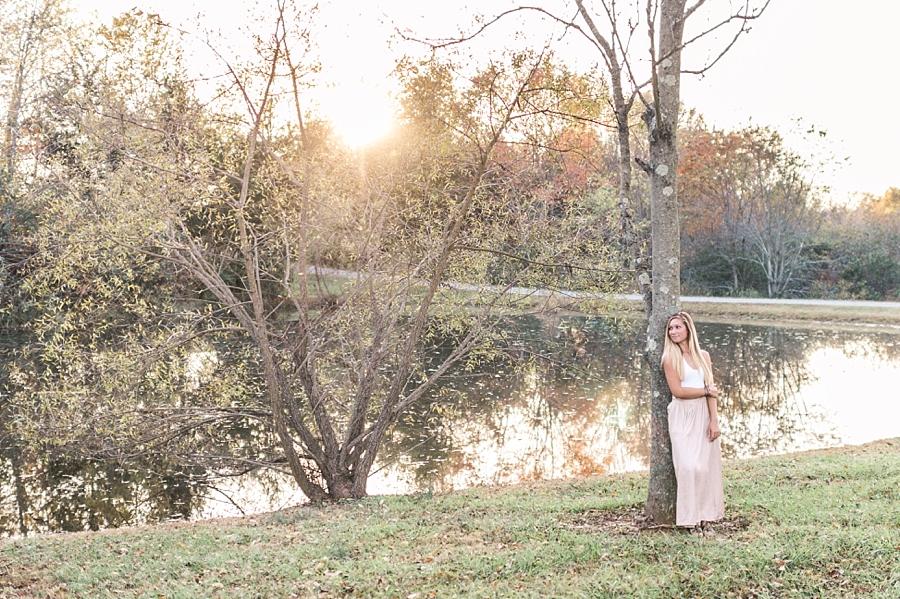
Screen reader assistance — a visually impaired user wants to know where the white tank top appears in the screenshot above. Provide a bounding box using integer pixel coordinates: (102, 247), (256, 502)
(682, 357), (705, 389)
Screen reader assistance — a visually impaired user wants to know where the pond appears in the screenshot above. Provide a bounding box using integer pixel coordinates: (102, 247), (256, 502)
(2, 316), (899, 536)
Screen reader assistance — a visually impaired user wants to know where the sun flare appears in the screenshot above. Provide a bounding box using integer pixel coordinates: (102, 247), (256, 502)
(321, 80), (395, 149)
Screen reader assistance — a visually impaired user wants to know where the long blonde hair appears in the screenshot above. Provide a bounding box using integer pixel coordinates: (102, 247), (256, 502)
(661, 311), (713, 386)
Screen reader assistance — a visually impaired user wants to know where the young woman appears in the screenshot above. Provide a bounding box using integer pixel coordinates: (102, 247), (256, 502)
(662, 311), (725, 528)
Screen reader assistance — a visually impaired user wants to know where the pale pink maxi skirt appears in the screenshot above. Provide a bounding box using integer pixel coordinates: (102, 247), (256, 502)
(668, 397), (725, 527)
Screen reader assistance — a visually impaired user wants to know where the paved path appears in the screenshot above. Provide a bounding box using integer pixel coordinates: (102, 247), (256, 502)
(629, 294), (900, 309)
(308, 267), (900, 310)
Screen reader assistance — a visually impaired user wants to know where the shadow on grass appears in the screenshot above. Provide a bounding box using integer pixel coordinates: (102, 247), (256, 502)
(562, 502), (761, 537)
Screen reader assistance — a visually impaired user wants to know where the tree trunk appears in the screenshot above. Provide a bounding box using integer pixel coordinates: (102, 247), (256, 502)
(644, 0), (688, 526)
(10, 447), (29, 535)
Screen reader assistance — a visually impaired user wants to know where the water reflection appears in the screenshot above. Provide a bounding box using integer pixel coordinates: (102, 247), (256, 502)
(370, 316), (651, 494)
(0, 449), (203, 536)
(3, 318), (900, 536)
(705, 324), (831, 457)
(370, 318), (900, 491)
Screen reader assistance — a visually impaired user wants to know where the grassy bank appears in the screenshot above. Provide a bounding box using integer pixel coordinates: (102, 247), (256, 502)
(590, 298), (900, 327)
(308, 271), (900, 327)
(681, 301), (900, 327)
(3, 440), (899, 598)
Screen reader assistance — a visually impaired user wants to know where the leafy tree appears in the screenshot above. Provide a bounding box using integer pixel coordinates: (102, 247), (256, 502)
(0, 0), (72, 183)
(0, 0), (73, 338)
(10, 4), (631, 501)
(680, 124), (821, 297)
(820, 187), (900, 300)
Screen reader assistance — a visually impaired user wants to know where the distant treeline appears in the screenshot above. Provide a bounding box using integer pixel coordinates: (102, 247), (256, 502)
(677, 124), (900, 300)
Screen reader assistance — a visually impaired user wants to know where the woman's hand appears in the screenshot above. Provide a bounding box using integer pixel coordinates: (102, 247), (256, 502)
(705, 383), (719, 398)
(707, 420), (720, 442)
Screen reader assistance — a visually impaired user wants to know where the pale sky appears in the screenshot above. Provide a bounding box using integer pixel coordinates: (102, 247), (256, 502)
(75, 0), (898, 203)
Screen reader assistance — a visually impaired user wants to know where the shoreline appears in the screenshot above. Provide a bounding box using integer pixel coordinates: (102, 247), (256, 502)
(589, 297), (900, 329)
(3, 437), (892, 542)
(3, 438), (899, 597)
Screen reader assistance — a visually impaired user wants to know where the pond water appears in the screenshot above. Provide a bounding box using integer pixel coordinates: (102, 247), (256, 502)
(3, 316), (899, 536)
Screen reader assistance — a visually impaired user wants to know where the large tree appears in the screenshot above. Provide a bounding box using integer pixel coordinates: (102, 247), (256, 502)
(9, 3), (627, 501)
(446, 0), (769, 522)
(561, 0), (770, 524)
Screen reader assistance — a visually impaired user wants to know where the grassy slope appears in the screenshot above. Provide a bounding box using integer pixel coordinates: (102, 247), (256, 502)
(595, 298), (900, 328)
(2, 440), (899, 598)
(681, 302), (900, 327)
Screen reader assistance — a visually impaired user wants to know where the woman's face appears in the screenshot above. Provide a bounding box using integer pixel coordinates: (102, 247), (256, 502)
(668, 317), (688, 345)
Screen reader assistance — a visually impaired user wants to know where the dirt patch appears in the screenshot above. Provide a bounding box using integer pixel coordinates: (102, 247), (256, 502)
(0, 559), (51, 597)
(564, 504), (752, 537)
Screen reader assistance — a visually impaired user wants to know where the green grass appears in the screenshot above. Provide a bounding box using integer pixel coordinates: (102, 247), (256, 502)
(587, 298), (900, 327)
(3, 440), (899, 598)
(681, 301), (900, 327)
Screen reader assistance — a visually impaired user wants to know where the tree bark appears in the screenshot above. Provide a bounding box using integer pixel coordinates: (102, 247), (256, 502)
(644, 0), (687, 525)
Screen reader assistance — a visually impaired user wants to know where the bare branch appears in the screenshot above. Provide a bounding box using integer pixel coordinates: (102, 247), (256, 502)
(658, 0), (771, 75)
(400, 6), (596, 52)
(681, 0), (709, 23)
(679, 2), (770, 75)
(574, 0), (618, 74)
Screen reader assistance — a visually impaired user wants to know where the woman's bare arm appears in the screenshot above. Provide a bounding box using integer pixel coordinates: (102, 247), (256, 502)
(662, 355), (710, 399)
(702, 350), (721, 442)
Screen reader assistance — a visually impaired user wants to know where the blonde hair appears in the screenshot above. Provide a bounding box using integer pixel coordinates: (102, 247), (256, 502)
(661, 311), (713, 386)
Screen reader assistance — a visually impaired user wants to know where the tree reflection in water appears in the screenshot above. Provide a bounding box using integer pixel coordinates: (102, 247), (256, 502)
(0, 447), (204, 537)
(708, 324), (831, 457)
(372, 318), (900, 493)
(370, 315), (649, 494)
(3, 318), (900, 535)
(709, 324), (900, 457)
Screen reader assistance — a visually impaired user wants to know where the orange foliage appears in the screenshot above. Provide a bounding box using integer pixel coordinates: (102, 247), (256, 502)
(678, 124), (790, 249)
(869, 187), (900, 216)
